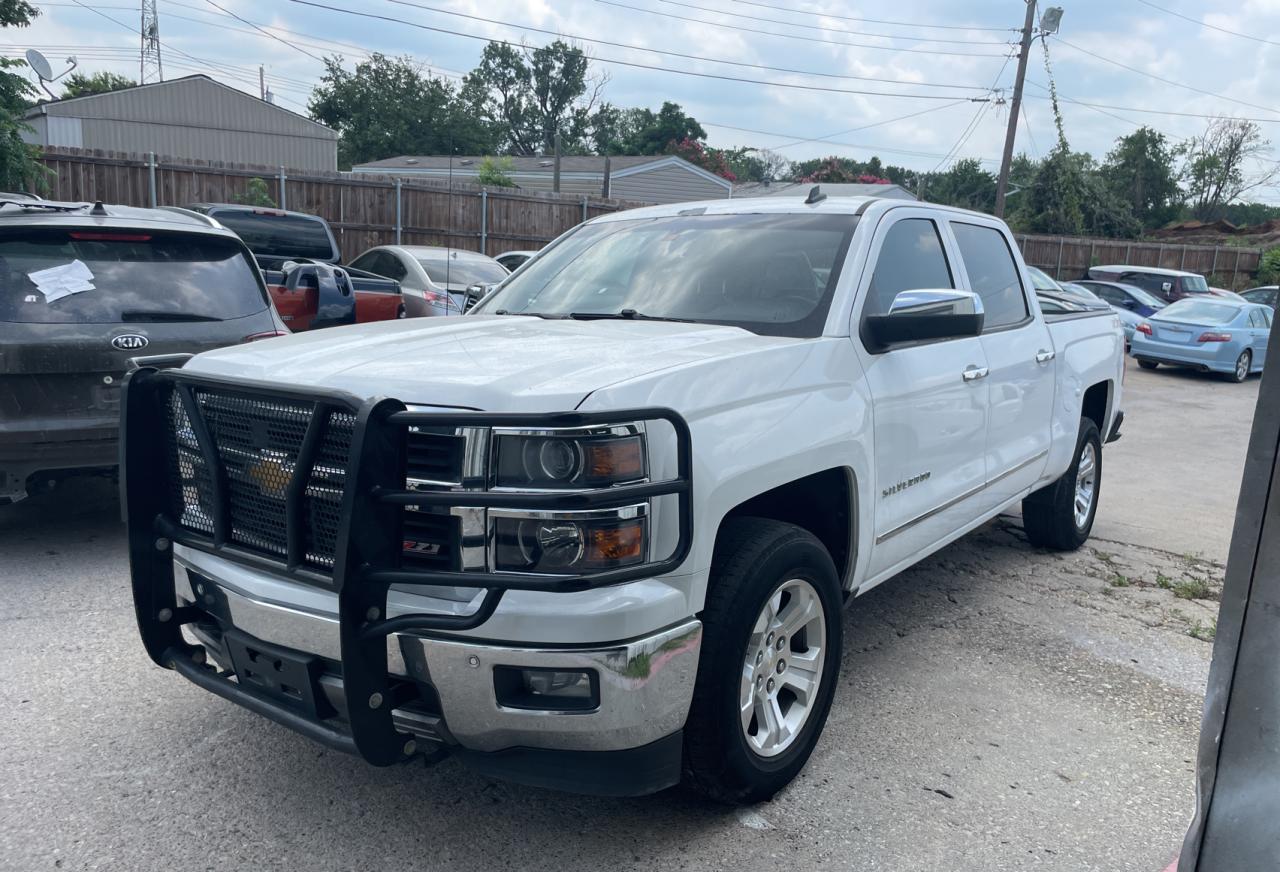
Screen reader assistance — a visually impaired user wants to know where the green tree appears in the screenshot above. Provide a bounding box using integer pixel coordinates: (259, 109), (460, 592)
(61, 70), (135, 99)
(0, 1), (47, 191)
(717, 146), (788, 183)
(461, 41), (604, 155)
(308, 54), (496, 168)
(476, 155), (515, 187)
(921, 158), (996, 212)
(1258, 247), (1280, 285)
(231, 177), (276, 207)
(1179, 118), (1280, 221)
(1025, 146), (1085, 235)
(1101, 127), (1181, 229)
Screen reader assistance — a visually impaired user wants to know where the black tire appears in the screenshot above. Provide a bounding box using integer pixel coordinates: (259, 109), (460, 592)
(1229, 350), (1251, 383)
(1022, 418), (1102, 551)
(684, 517), (843, 804)
(1137, 359), (1159, 370)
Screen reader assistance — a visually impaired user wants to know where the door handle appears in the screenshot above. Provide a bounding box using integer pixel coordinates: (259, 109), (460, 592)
(1036, 349), (1056, 364)
(962, 365), (989, 382)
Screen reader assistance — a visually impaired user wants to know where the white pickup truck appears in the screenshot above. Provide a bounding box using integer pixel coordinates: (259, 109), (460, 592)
(123, 194), (1125, 803)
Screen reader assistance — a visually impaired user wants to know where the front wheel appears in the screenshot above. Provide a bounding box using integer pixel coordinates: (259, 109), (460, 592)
(1230, 350), (1252, 383)
(1022, 418), (1102, 551)
(684, 517), (843, 804)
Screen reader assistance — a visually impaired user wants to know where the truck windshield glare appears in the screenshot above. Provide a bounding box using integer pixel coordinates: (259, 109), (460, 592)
(473, 212), (858, 338)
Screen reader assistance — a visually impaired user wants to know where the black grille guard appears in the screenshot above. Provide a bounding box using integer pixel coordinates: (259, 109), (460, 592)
(122, 366), (693, 765)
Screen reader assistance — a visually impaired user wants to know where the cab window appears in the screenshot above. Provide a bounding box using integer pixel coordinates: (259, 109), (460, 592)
(863, 218), (953, 318)
(950, 222), (1029, 330)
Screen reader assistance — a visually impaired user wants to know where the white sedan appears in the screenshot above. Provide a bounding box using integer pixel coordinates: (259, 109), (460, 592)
(348, 245), (510, 317)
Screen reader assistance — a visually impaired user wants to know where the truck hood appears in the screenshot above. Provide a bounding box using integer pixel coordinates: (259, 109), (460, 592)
(183, 315), (796, 410)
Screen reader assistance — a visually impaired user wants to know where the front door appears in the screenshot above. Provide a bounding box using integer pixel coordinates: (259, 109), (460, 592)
(947, 219), (1056, 507)
(856, 212), (990, 578)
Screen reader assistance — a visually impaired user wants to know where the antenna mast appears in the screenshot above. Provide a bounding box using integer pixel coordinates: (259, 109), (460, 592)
(140, 0), (163, 84)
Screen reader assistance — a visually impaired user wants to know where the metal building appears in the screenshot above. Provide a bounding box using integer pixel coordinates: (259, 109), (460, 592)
(350, 154), (733, 204)
(21, 75), (338, 173)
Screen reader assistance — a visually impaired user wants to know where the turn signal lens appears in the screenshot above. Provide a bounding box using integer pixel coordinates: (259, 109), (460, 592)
(587, 521), (645, 563)
(584, 437), (645, 481)
(1197, 332), (1232, 343)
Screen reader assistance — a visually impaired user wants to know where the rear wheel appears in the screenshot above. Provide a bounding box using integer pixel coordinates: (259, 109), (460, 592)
(1137, 359), (1159, 370)
(684, 517), (842, 804)
(1230, 350), (1252, 383)
(1022, 418), (1102, 551)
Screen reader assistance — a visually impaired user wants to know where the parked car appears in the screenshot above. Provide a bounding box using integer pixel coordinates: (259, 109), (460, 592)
(0, 199), (287, 504)
(495, 249), (537, 272)
(122, 197), (1124, 802)
(187, 203), (403, 329)
(1027, 267), (1108, 307)
(1076, 280), (1167, 346)
(348, 245), (509, 317)
(1131, 298), (1273, 382)
(1241, 285), (1278, 309)
(1087, 265), (1211, 304)
(1208, 287), (1248, 302)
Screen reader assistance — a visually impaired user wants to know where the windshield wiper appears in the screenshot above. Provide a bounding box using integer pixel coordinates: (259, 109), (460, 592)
(567, 309), (698, 323)
(493, 310), (564, 319)
(120, 310), (223, 322)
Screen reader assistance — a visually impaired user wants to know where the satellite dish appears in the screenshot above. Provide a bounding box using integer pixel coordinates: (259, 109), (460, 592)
(25, 49), (53, 81)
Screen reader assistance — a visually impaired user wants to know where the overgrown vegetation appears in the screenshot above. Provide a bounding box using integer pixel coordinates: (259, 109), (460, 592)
(475, 156), (515, 187)
(0, 0), (50, 192)
(231, 177), (276, 208)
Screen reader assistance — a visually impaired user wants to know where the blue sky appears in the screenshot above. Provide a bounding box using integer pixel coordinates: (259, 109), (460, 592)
(11, 0), (1280, 201)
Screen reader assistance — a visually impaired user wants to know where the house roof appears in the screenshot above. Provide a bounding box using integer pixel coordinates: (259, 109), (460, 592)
(23, 75), (335, 137)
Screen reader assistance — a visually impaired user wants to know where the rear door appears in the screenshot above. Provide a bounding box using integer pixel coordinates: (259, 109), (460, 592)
(856, 211), (990, 578)
(1248, 307), (1270, 362)
(0, 228), (275, 434)
(947, 219), (1055, 508)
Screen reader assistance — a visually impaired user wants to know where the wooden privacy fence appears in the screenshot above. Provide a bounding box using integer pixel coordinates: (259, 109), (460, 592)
(35, 147), (645, 258)
(1016, 233), (1263, 290)
(34, 148), (1266, 286)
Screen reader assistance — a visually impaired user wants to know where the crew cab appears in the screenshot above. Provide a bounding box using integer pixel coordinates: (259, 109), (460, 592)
(0, 199), (286, 504)
(123, 196), (1125, 803)
(187, 204), (404, 329)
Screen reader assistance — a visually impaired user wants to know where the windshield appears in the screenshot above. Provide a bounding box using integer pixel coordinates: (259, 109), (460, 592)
(1158, 299), (1240, 325)
(210, 210), (337, 261)
(1025, 266), (1061, 292)
(472, 212), (858, 337)
(1182, 274), (1210, 293)
(1121, 284), (1166, 308)
(0, 229), (268, 324)
(417, 256), (509, 287)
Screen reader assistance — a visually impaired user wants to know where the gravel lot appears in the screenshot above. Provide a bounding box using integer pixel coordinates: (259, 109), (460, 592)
(0, 357), (1257, 872)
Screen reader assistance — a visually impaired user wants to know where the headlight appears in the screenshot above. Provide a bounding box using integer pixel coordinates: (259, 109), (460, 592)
(493, 429), (646, 489)
(492, 506), (647, 573)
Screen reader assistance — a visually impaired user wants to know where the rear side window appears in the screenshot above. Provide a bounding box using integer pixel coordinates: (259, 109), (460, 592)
(1122, 272), (1169, 294)
(863, 218), (953, 317)
(950, 222), (1029, 330)
(210, 210), (336, 261)
(1249, 308), (1267, 328)
(0, 229), (268, 324)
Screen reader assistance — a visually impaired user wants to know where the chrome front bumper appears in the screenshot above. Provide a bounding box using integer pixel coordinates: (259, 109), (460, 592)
(174, 558), (702, 754)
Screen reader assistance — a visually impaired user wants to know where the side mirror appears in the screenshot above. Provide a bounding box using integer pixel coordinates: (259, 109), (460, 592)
(864, 289), (985, 352)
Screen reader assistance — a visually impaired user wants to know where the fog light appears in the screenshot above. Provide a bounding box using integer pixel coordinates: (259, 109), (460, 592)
(493, 666), (599, 711)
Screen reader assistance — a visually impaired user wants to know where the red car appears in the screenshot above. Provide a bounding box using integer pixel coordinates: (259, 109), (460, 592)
(188, 203), (404, 329)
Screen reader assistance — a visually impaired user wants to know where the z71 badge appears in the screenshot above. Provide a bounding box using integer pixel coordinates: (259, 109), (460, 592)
(882, 472), (931, 498)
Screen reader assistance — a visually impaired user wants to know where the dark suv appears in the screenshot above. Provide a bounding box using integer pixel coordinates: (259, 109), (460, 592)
(0, 199), (286, 503)
(1086, 265), (1211, 304)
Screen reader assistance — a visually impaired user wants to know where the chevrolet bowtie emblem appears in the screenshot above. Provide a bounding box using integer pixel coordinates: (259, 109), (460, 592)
(246, 451), (292, 499)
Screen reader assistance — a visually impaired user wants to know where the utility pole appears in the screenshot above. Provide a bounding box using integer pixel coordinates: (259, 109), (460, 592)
(140, 0), (163, 84)
(994, 0), (1038, 218)
(259, 64), (265, 100)
(553, 132), (562, 194)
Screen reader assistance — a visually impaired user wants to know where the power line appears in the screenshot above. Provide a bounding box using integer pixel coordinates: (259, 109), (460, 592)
(383, 0), (994, 92)
(701, 118), (1000, 163)
(1133, 0), (1280, 48)
(201, 0), (324, 62)
(729, 0), (1013, 32)
(592, 0), (1011, 57)
(768, 100), (979, 149)
(654, 0), (1012, 45)
(1024, 91), (1280, 125)
(933, 55), (1011, 172)
(1051, 35), (1280, 118)
(292, 0), (996, 99)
